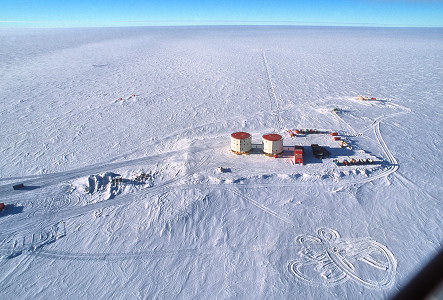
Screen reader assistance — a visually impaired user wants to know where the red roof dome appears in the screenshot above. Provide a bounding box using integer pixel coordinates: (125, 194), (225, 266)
(262, 133), (282, 141)
(231, 132), (251, 139)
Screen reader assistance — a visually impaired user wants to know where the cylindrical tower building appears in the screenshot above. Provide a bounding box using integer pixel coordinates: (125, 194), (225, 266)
(262, 134), (283, 156)
(231, 132), (252, 154)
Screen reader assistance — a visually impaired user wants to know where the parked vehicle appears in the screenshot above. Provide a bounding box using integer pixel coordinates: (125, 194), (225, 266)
(311, 144), (330, 159)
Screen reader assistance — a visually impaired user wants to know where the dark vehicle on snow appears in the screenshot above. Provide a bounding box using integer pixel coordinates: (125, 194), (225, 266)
(311, 144), (330, 159)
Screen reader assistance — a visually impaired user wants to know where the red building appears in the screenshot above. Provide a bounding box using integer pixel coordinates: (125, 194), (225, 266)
(294, 146), (303, 165)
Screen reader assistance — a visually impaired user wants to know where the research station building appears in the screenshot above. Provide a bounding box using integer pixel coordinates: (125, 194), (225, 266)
(262, 133), (283, 156)
(231, 132), (252, 154)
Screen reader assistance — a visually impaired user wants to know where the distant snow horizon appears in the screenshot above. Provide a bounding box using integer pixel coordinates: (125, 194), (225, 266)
(1, 20), (443, 29)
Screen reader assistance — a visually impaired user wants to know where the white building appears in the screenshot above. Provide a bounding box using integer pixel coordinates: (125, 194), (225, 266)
(262, 133), (283, 156)
(231, 132), (252, 154)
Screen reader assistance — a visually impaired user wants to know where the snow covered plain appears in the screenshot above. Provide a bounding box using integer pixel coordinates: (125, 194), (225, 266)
(0, 26), (442, 299)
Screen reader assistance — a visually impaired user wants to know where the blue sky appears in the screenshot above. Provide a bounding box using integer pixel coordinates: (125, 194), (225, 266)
(1, 0), (442, 28)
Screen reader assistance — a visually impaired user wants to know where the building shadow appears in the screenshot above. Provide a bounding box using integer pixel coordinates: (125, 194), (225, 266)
(0, 204), (24, 217)
(325, 146), (355, 158)
(20, 186), (40, 191)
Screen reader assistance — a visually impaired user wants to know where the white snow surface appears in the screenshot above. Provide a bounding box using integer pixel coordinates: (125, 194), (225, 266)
(0, 26), (442, 299)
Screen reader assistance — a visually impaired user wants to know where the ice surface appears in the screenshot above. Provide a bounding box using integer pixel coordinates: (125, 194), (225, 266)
(0, 26), (442, 299)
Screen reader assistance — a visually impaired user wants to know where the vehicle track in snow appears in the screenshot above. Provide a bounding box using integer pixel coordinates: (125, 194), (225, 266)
(7, 180), (375, 266)
(230, 188), (293, 225)
(327, 100), (411, 186)
(0, 154), (209, 239)
(8, 98), (408, 230)
(262, 51), (284, 130)
(352, 101), (411, 184)
(0, 221), (66, 258)
(0, 99), (412, 264)
(288, 227), (397, 289)
(0, 143), (210, 198)
(331, 111), (359, 137)
(32, 241), (296, 262)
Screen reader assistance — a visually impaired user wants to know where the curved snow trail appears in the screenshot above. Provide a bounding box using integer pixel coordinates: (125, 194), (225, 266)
(0, 155), (209, 237)
(363, 102), (412, 135)
(289, 228), (397, 289)
(329, 240), (397, 289)
(329, 100), (411, 186)
(363, 102), (412, 181)
(262, 51), (284, 130)
(374, 122), (398, 168)
(0, 142), (211, 197)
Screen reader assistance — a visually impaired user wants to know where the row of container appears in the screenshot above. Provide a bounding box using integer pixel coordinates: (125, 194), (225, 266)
(231, 132), (283, 156)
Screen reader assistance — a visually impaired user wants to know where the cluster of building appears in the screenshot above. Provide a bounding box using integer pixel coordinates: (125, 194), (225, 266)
(230, 132), (283, 156)
(230, 131), (304, 165)
(229, 130), (376, 167)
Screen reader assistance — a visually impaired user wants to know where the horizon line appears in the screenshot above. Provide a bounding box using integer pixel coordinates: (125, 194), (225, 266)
(0, 19), (442, 29)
